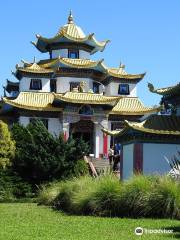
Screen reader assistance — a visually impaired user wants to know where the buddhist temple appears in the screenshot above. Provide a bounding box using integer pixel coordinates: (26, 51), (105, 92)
(1, 11), (159, 159)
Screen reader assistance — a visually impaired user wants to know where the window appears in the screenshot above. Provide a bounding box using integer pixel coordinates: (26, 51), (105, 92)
(70, 82), (80, 91)
(79, 105), (93, 116)
(30, 79), (42, 90)
(50, 79), (57, 92)
(30, 118), (48, 129)
(118, 84), (129, 95)
(93, 82), (100, 93)
(68, 49), (79, 59)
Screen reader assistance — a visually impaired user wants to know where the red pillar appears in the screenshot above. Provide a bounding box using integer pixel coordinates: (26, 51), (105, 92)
(133, 143), (143, 174)
(64, 131), (67, 141)
(103, 133), (108, 157)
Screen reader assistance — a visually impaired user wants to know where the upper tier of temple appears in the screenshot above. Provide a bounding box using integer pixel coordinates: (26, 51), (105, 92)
(32, 11), (109, 55)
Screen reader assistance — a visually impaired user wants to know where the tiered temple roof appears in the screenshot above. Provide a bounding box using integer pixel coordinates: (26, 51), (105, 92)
(32, 11), (109, 54)
(15, 58), (145, 82)
(3, 92), (160, 115)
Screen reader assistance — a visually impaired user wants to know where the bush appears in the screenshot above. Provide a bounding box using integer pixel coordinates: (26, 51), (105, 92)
(39, 174), (180, 219)
(87, 174), (122, 217)
(0, 169), (33, 202)
(143, 176), (180, 219)
(11, 121), (89, 185)
(0, 121), (15, 169)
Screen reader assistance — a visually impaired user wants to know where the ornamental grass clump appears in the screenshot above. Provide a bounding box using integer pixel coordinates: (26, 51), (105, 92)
(53, 176), (94, 214)
(119, 175), (156, 218)
(86, 174), (122, 217)
(38, 181), (63, 206)
(143, 176), (180, 219)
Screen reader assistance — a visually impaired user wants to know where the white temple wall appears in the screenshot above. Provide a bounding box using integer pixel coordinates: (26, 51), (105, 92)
(19, 116), (29, 126)
(19, 77), (50, 92)
(51, 49), (90, 59)
(19, 116), (62, 137)
(143, 143), (180, 175)
(56, 77), (94, 93)
(123, 143), (134, 180)
(79, 50), (90, 59)
(105, 82), (137, 97)
(52, 49), (68, 58)
(48, 118), (62, 136)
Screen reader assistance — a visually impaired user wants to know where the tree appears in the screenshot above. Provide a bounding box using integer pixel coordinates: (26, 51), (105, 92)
(0, 120), (15, 169)
(11, 120), (66, 184)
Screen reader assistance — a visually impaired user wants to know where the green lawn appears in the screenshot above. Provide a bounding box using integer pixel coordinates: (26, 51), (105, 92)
(0, 203), (179, 240)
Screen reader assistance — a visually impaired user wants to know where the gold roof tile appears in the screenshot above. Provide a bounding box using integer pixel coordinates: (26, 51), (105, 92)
(17, 62), (54, 74)
(148, 82), (180, 96)
(54, 92), (120, 105)
(3, 92), (60, 111)
(107, 64), (145, 79)
(103, 115), (180, 136)
(111, 97), (161, 115)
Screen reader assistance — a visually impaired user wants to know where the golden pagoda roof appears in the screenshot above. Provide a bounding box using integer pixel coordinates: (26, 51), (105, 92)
(3, 92), (60, 111)
(54, 92), (120, 105)
(102, 115), (180, 136)
(148, 82), (180, 96)
(39, 57), (106, 69)
(107, 64), (145, 79)
(33, 12), (109, 54)
(16, 62), (54, 74)
(111, 97), (161, 115)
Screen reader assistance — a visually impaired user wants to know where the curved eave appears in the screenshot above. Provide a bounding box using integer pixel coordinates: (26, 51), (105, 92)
(110, 107), (161, 115)
(33, 34), (109, 54)
(148, 82), (180, 96)
(3, 97), (60, 112)
(54, 92), (120, 105)
(107, 71), (146, 80)
(125, 120), (180, 136)
(39, 58), (108, 73)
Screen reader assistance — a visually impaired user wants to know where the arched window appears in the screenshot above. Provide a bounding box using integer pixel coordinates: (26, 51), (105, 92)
(79, 105), (93, 116)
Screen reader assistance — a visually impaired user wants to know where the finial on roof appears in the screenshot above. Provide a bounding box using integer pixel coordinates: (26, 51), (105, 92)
(68, 10), (74, 24)
(119, 62), (125, 69)
(33, 56), (36, 63)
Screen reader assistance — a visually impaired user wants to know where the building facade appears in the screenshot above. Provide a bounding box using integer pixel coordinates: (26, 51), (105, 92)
(1, 12), (159, 158)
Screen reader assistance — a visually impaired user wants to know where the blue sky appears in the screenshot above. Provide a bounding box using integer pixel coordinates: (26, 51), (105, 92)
(0, 0), (180, 106)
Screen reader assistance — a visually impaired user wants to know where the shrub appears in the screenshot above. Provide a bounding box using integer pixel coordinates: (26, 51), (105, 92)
(0, 169), (32, 202)
(143, 176), (180, 219)
(11, 121), (89, 184)
(119, 175), (156, 217)
(39, 174), (180, 219)
(0, 121), (15, 169)
(38, 181), (63, 206)
(87, 174), (122, 217)
(53, 176), (94, 214)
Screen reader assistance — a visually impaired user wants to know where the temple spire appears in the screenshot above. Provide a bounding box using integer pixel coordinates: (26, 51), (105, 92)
(68, 10), (74, 24)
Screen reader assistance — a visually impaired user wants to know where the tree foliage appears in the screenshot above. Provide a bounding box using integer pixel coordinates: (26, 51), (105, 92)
(11, 120), (89, 184)
(0, 121), (15, 169)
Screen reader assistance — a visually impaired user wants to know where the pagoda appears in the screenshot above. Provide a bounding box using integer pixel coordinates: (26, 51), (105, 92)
(1, 11), (159, 158)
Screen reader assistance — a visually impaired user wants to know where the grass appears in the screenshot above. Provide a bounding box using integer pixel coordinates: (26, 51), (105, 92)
(0, 203), (179, 240)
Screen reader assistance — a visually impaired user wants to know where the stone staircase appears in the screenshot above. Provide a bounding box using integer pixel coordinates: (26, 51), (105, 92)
(88, 157), (110, 173)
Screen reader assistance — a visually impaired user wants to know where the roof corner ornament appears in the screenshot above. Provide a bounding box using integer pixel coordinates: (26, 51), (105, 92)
(68, 10), (74, 24)
(119, 62), (125, 69)
(148, 82), (155, 92)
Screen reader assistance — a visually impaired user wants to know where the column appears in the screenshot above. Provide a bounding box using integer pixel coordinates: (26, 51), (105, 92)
(94, 123), (100, 158)
(133, 143), (143, 174)
(63, 122), (69, 141)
